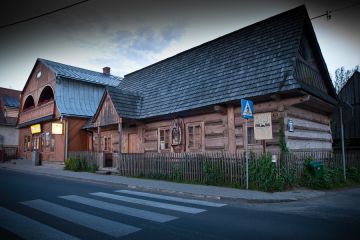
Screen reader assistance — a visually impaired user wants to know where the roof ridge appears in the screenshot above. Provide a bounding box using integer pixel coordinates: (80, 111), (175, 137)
(38, 58), (122, 79)
(124, 5), (306, 78)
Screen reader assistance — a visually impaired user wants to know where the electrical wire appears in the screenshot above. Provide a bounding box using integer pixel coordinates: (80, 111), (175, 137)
(0, 0), (91, 29)
(311, 2), (360, 20)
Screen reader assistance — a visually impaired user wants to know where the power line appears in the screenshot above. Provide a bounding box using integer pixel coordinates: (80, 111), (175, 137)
(311, 2), (360, 20)
(0, 0), (91, 29)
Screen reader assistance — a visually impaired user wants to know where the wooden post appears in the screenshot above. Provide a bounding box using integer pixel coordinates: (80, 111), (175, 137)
(227, 105), (236, 153)
(118, 119), (122, 154)
(97, 126), (101, 153)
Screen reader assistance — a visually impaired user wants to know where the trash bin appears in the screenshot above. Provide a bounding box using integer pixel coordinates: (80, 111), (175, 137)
(309, 161), (324, 177)
(32, 150), (41, 166)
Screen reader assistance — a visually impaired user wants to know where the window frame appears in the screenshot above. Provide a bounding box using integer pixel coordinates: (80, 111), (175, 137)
(158, 127), (171, 152)
(24, 135), (31, 152)
(243, 122), (262, 146)
(185, 122), (204, 152)
(103, 136), (112, 152)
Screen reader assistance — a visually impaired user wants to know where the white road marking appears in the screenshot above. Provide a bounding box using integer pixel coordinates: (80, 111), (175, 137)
(90, 192), (206, 214)
(60, 195), (177, 223)
(21, 199), (140, 238)
(116, 190), (227, 207)
(0, 206), (79, 240)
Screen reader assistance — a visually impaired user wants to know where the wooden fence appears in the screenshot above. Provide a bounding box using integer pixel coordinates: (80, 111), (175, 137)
(0, 147), (18, 161)
(68, 150), (359, 187)
(68, 151), (100, 167)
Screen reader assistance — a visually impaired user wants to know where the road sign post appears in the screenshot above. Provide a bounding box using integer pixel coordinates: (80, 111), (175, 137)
(241, 99), (254, 190)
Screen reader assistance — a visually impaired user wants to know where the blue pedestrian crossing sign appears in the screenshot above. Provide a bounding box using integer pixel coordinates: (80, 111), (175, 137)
(241, 99), (254, 119)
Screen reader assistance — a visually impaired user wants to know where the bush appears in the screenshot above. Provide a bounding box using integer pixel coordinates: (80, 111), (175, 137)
(301, 157), (345, 189)
(347, 167), (360, 182)
(249, 153), (297, 192)
(203, 159), (224, 186)
(64, 157), (97, 173)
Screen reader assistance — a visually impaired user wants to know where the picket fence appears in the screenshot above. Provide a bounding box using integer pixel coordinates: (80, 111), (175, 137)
(68, 150), (359, 187)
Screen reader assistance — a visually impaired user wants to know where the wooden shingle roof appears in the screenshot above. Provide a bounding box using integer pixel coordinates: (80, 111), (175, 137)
(105, 5), (336, 120)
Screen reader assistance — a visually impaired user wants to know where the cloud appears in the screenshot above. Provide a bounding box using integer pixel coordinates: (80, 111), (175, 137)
(88, 23), (185, 76)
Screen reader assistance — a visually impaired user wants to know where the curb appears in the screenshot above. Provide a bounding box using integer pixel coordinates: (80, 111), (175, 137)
(0, 166), (307, 203)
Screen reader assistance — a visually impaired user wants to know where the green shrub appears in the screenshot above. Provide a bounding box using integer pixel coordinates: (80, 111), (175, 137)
(249, 153), (296, 192)
(249, 153), (277, 192)
(64, 157), (97, 173)
(203, 159), (224, 186)
(347, 167), (360, 182)
(301, 157), (345, 189)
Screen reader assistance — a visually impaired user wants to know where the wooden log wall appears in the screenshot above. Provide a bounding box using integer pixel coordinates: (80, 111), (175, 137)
(285, 106), (332, 151)
(142, 112), (228, 153)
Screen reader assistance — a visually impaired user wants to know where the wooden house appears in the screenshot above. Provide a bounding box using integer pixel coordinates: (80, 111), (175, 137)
(84, 5), (337, 167)
(0, 87), (21, 160)
(17, 59), (121, 162)
(332, 71), (360, 150)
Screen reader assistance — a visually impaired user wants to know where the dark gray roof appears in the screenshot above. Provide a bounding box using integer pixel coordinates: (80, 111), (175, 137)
(117, 6), (308, 119)
(39, 58), (121, 86)
(93, 6), (335, 121)
(2, 96), (19, 108)
(108, 86), (143, 119)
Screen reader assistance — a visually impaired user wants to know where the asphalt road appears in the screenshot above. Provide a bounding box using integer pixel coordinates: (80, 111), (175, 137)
(0, 169), (359, 240)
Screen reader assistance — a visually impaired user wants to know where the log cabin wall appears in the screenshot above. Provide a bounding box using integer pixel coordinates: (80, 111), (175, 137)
(285, 106), (332, 151)
(91, 96), (333, 154)
(142, 112), (227, 153)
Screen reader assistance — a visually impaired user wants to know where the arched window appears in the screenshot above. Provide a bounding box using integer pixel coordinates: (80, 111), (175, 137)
(38, 86), (54, 105)
(23, 95), (35, 111)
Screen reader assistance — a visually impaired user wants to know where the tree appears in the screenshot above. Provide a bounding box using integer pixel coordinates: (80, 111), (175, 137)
(333, 65), (360, 93)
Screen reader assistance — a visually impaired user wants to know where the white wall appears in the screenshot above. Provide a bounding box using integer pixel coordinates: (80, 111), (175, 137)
(0, 125), (19, 146)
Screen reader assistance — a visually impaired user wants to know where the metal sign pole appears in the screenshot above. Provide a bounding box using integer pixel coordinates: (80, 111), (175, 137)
(246, 118), (249, 190)
(340, 106), (346, 181)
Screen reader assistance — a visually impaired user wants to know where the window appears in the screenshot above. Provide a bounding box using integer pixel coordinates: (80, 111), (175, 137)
(50, 135), (55, 152)
(159, 128), (170, 151)
(32, 135), (40, 150)
(104, 136), (111, 151)
(186, 123), (203, 151)
(246, 126), (261, 145)
(24, 136), (31, 152)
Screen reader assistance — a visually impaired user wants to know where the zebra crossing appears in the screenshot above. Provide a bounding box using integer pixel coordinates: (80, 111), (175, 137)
(1, 189), (227, 239)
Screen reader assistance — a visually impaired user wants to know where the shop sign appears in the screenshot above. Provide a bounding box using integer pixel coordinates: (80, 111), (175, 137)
(30, 124), (41, 134)
(52, 123), (63, 134)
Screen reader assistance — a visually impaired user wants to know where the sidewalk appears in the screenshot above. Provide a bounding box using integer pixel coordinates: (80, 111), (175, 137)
(0, 159), (325, 203)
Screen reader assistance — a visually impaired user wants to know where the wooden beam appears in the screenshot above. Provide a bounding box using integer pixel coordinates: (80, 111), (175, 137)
(97, 126), (101, 153)
(118, 118), (122, 154)
(214, 105), (227, 114)
(227, 105), (236, 153)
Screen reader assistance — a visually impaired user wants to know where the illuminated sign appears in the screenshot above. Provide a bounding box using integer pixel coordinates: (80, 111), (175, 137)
(52, 123), (63, 134)
(30, 124), (41, 134)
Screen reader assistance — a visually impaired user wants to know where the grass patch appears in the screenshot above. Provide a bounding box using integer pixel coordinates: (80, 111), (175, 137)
(64, 157), (97, 173)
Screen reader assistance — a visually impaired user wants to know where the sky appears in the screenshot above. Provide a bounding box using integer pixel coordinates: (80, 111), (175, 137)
(0, 0), (359, 90)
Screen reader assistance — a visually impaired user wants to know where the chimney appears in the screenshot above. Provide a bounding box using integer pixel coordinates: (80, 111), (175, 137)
(103, 67), (111, 75)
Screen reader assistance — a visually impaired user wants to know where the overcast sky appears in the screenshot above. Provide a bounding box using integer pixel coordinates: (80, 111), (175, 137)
(0, 0), (359, 90)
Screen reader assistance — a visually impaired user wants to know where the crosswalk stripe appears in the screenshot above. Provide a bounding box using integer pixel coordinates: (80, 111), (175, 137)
(60, 195), (177, 223)
(21, 199), (140, 238)
(0, 206), (79, 240)
(90, 192), (206, 214)
(116, 190), (227, 207)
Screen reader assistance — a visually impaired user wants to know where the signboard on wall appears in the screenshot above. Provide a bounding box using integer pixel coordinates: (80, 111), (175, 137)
(254, 112), (273, 140)
(52, 123), (63, 134)
(30, 124), (41, 134)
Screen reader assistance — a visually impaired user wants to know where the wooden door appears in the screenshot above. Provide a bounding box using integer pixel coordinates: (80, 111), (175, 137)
(128, 133), (140, 153)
